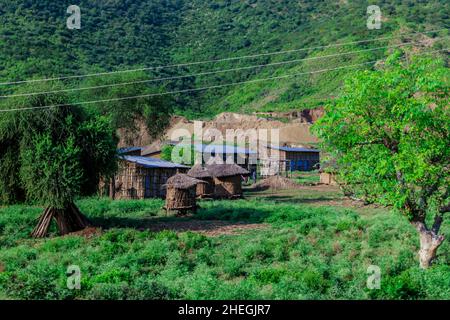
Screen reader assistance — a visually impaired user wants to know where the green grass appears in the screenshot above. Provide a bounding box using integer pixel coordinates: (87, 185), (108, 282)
(292, 171), (321, 185)
(0, 194), (449, 300)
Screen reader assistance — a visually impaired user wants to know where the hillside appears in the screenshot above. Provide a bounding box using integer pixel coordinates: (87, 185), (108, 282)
(0, 0), (449, 118)
(117, 110), (323, 147)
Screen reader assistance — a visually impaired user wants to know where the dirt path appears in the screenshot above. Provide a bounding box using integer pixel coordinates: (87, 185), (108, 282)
(245, 183), (386, 213)
(69, 221), (269, 238)
(139, 220), (269, 237)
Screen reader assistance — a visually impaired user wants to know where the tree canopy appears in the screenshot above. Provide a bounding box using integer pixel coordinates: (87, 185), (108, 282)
(0, 82), (118, 207)
(1, 0), (448, 117)
(313, 52), (449, 267)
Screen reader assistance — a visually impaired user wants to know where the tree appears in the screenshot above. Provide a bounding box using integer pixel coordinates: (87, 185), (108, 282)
(0, 82), (118, 237)
(313, 52), (449, 268)
(79, 71), (173, 142)
(161, 144), (175, 162)
(161, 143), (196, 165)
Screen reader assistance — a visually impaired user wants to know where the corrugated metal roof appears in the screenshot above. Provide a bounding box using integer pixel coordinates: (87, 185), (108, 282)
(193, 144), (257, 155)
(268, 145), (320, 153)
(117, 147), (143, 155)
(120, 156), (189, 169)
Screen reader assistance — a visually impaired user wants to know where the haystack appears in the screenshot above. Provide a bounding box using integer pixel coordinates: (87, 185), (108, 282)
(164, 174), (206, 214)
(187, 165), (215, 198)
(206, 164), (250, 199)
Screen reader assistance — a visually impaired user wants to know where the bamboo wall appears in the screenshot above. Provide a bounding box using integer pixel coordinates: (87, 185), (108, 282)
(113, 161), (184, 199)
(213, 175), (243, 198)
(196, 177), (215, 198)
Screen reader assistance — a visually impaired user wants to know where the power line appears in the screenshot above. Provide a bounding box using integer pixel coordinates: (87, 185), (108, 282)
(1, 48), (447, 113)
(0, 28), (447, 87)
(1, 61), (378, 112)
(3, 39), (444, 99)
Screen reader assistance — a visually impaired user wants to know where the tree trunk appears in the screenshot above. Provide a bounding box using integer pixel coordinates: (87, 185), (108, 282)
(32, 202), (91, 238)
(413, 221), (445, 269)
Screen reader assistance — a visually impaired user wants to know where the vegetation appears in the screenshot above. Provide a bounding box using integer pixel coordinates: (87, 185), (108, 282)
(0, 0), (448, 301)
(293, 171), (321, 185)
(78, 72), (174, 141)
(0, 83), (118, 236)
(0, 1), (448, 118)
(0, 195), (448, 300)
(314, 53), (449, 268)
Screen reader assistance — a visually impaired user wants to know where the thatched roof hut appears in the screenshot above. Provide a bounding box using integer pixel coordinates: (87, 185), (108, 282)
(187, 165), (215, 198)
(164, 174), (206, 214)
(206, 164), (250, 199)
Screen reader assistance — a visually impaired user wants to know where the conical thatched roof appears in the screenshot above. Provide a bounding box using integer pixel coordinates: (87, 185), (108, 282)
(164, 174), (206, 190)
(206, 164), (250, 178)
(187, 164), (213, 179)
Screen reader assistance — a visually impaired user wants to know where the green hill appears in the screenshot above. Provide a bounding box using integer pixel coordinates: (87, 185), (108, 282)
(0, 0), (448, 118)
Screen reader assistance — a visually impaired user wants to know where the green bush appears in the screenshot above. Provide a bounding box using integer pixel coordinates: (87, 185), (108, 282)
(0, 197), (448, 300)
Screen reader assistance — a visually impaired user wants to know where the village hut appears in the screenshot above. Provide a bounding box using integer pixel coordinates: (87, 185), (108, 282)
(109, 156), (189, 200)
(187, 164), (215, 198)
(164, 174), (206, 214)
(206, 164), (250, 199)
(264, 145), (320, 172)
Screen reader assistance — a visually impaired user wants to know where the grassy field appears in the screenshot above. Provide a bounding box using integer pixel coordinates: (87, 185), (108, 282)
(0, 180), (449, 300)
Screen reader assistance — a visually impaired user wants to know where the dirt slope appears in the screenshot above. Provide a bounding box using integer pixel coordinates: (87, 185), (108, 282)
(118, 108), (323, 147)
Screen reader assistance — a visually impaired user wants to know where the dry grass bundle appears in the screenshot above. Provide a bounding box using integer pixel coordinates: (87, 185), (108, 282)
(164, 174), (206, 190)
(187, 164), (213, 179)
(206, 163), (250, 178)
(164, 174), (206, 214)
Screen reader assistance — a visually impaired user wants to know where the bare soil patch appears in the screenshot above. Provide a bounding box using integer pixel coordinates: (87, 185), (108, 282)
(138, 220), (269, 237)
(67, 227), (102, 238)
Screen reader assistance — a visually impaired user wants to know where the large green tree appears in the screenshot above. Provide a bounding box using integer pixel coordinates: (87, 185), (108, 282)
(314, 52), (449, 268)
(79, 71), (173, 142)
(0, 82), (118, 237)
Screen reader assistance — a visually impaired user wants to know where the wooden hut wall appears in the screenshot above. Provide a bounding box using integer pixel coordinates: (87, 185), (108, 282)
(213, 175), (243, 198)
(114, 161), (184, 199)
(196, 177), (215, 197)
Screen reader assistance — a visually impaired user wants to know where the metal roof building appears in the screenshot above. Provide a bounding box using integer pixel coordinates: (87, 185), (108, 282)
(264, 145), (320, 172)
(105, 156), (189, 200)
(120, 156), (189, 169)
(267, 145), (320, 153)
